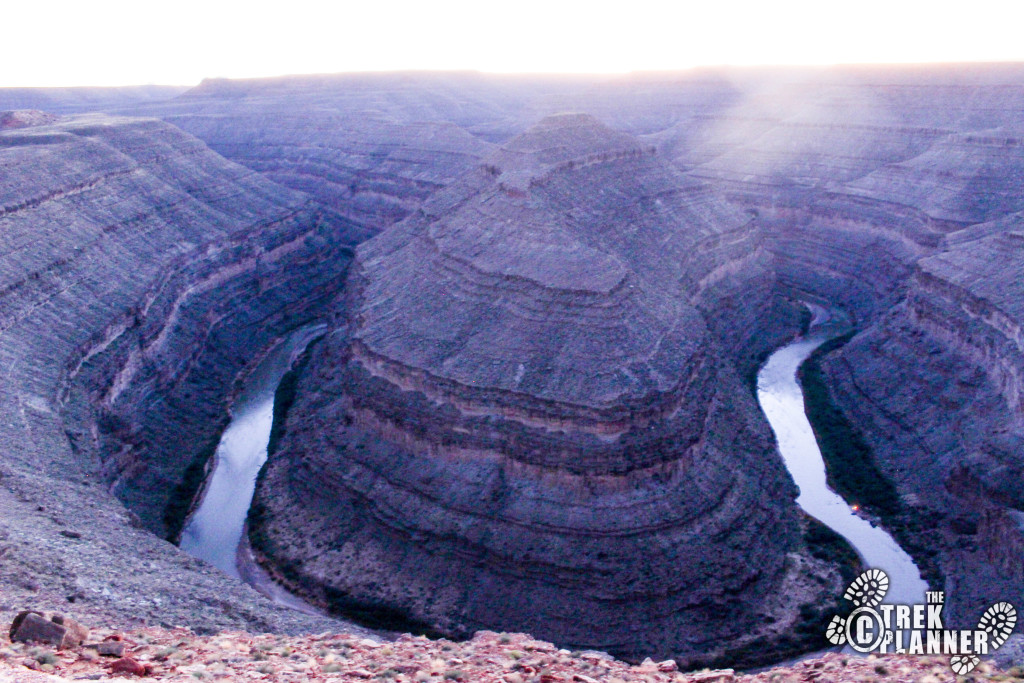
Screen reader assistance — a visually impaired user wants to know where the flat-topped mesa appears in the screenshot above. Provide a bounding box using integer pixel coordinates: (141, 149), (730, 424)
(249, 116), (831, 663)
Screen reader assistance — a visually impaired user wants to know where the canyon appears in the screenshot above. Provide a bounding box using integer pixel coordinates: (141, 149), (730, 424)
(247, 112), (823, 666)
(1, 63), (1023, 668)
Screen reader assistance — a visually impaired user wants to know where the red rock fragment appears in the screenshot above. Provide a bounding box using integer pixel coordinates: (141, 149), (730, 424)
(109, 656), (148, 676)
(10, 611), (88, 649)
(50, 613), (90, 647)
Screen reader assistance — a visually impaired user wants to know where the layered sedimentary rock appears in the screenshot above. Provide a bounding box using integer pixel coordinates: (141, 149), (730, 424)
(820, 227), (1024, 625)
(670, 69), (1024, 326)
(0, 113), (356, 634)
(121, 73), (522, 236)
(250, 114), (837, 663)
(673, 70), (1024, 627)
(116, 72), (749, 241)
(165, 113), (491, 235)
(6, 65), (1024, 657)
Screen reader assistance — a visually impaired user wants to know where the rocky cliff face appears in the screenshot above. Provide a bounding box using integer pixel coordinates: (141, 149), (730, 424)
(0, 113), (356, 634)
(671, 69), (1024, 628)
(819, 227), (1024, 625)
(6, 66), (1024, 661)
(236, 68), (1024, 653)
(248, 114), (839, 664)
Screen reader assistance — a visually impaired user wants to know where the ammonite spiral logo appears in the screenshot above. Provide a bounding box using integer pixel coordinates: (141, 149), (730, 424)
(825, 569), (1017, 674)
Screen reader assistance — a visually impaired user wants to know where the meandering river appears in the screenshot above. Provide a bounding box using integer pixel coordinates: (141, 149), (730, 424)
(756, 311), (927, 607)
(179, 325), (325, 581)
(182, 312), (926, 627)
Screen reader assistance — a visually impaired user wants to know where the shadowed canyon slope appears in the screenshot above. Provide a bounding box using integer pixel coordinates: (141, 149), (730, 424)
(1, 64), (1024, 664)
(0, 112), (354, 634)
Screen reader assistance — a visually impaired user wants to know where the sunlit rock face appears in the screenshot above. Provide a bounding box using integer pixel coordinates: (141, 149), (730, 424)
(249, 114), (817, 662)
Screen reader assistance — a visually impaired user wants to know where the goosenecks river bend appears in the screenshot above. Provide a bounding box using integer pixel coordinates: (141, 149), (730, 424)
(180, 311), (927, 651)
(179, 324), (335, 619)
(757, 308), (927, 609)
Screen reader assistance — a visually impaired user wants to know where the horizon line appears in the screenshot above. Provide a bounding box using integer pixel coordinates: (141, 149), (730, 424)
(6, 60), (1024, 90)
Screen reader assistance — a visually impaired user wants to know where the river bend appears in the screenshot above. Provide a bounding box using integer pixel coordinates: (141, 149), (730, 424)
(757, 323), (927, 607)
(181, 317), (927, 627)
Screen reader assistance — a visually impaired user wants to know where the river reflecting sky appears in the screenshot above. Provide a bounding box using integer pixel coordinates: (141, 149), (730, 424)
(757, 330), (927, 607)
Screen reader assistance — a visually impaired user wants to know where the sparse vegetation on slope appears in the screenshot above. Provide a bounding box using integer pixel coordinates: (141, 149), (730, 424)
(799, 333), (899, 516)
(798, 333), (944, 591)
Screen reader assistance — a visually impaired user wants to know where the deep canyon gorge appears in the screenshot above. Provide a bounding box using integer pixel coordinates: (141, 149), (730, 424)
(1, 64), (1023, 668)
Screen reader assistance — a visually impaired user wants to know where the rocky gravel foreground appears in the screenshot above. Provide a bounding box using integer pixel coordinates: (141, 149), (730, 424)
(1, 618), (1020, 683)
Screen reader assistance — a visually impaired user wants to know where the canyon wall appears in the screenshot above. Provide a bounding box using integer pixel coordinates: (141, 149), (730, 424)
(0, 86), (187, 113)
(249, 114), (840, 664)
(235, 68), (1024, 646)
(0, 113), (352, 634)
(821, 227), (1024, 625)
(665, 67), (1024, 627)
(119, 73), (526, 236)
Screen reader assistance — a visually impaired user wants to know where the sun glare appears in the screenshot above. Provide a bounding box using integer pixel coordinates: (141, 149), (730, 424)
(3, 0), (1024, 87)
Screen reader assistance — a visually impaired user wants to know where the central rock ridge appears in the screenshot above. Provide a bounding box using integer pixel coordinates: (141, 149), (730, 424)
(250, 114), (817, 662)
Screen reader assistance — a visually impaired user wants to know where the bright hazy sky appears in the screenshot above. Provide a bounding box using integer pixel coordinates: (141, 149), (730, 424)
(4, 0), (1024, 87)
